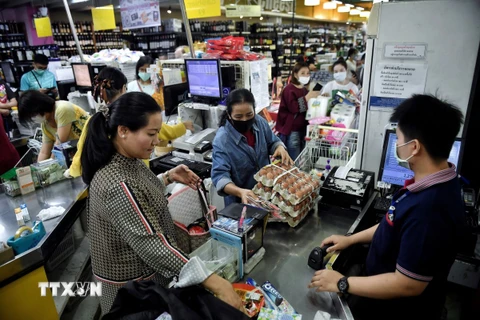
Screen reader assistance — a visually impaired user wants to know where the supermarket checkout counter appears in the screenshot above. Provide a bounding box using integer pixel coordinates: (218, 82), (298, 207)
(0, 178), (88, 319)
(247, 192), (377, 319)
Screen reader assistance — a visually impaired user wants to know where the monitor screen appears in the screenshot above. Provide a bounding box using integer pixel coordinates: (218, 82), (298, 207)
(72, 64), (92, 87)
(185, 59), (222, 99)
(1, 62), (16, 84)
(380, 131), (462, 187)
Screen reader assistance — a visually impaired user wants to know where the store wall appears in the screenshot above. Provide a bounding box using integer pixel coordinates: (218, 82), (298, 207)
(7, 5), (55, 46)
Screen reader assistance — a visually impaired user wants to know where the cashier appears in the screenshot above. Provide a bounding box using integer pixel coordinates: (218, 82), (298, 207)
(212, 88), (292, 206)
(20, 54), (58, 98)
(18, 90), (89, 161)
(127, 56), (165, 109)
(308, 95), (465, 320)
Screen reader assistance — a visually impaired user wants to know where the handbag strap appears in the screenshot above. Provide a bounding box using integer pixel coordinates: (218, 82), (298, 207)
(136, 80), (144, 93)
(31, 71), (43, 88)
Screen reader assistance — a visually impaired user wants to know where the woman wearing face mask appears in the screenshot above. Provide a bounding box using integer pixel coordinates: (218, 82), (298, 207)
(18, 90), (89, 161)
(346, 48), (359, 80)
(81, 92), (244, 315)
(212, 89), (292, 206)
(275, 62), (320, 160)
(321, 58), (359, 98)
(67, 67), (194, 178)
(127, 56), (166, 109)
(296, 47), (317, 71)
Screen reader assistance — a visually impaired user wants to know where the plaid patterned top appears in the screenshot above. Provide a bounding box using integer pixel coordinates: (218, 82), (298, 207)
(88, 153), (211, 313)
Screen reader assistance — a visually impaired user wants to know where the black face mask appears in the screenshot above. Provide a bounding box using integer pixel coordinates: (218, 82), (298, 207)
(230, 116), (255, 133)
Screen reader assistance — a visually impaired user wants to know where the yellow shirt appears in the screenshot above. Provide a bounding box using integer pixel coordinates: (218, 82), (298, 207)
(69, 120), (187, 178)
(42, 101), (89, 143)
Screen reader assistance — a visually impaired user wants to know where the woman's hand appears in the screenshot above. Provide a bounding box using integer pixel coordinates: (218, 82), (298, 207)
(238, 188), (258, 204)
(203, 274), (245, 313)
(170, 164), (201, 190)
(183, 120), (195, 132)
(306, 90), (320, 102)
(321, 92), (330, 97)
(0, 108), (9, 116)
(273, 145), (294, 165)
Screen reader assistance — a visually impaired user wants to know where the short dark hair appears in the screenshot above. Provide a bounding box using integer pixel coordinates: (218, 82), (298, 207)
(34, 54), (49, 65)
(219, 88), (256, 127)
(18, 90), (55, 126)
(81, 92), (161, 184)
(347, 48), (358, 58)
(332, 58), (348, 71)
(93, 67), (127, 103)
(390, 94), (464, 161)
(290, 62), (310, 85)
(135, 56), (153, 80)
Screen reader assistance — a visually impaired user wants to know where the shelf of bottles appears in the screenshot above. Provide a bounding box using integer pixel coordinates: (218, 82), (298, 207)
(94, 24), (128, 51)
(0, 21), (29, 62)
(248, 23), (284, 76)
(52, 21), (95, 59)
(279, 24), (310, 77)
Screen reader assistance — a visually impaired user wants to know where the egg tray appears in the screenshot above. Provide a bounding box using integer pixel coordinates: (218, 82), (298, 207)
(253, 163), (296, 188)
(272, 171), (320, 206)
(252, 182), (274, 201)
(285, 206), (311, 228)
(271, 193), (313, 218)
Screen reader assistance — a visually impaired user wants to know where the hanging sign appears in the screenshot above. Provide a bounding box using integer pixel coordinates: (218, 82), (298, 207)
(120, 0), (161, 30)
(226, 5), (262, 17)
(91, 5), (116, 31)
(184, 0), (221, 19)
(384, 43), (427, 59)
(34, 17), (53, 38)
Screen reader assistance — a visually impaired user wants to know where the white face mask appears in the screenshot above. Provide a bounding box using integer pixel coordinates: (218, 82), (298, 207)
(333, 71), (347, 83)
(298, 76), (310, 85)
(395, 140), (414, 170)
(32, 115), (46, 124)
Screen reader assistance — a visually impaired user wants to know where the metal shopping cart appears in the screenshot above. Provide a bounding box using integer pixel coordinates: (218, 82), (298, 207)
(295, 124), (359, 174)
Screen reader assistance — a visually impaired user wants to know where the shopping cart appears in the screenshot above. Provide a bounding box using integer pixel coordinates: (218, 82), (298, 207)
(295, 124), (358, 174)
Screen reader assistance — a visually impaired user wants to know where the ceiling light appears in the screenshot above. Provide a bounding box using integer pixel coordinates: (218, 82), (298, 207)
(167, 6), (171, 14)
(260, 16), (264, 20)
(323, 1), (337, 9)
(360, 11), (370, 18)
(373, 0), (389, 3)
(240, 15), (243, 18)
(345, 4), (354, 7)
(281, 0), (294, 2)
(338, 6), (350, 12)
(356, 7), (365, 10)
(349, 9), (360, 15)
(334, 1), (343, 4)
(230, 3), (236, 5)
(305, 0), (320, 6)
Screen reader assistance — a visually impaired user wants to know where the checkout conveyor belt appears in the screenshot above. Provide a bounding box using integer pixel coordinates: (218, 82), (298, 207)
(246, 193), (378, 320)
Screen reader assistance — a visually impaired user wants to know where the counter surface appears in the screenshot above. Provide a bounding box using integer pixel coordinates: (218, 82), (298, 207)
(247, 204), (361, 319)
(0, 178), (87, 286)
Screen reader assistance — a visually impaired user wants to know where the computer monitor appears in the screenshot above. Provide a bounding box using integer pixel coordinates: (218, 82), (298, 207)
(379, 129), (462, 187)
(184, 59), (222, 100)
(71, 63), (93, 88)
(163, 82), (189, 116)
(1, 62), (17, 84)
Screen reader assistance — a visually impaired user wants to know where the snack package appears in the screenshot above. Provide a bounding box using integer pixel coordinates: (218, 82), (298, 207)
(257, 307), (303, 320)
(246, 278), (278, 311)
(233, 283), (265, 318)
(261, 281), (297, 315)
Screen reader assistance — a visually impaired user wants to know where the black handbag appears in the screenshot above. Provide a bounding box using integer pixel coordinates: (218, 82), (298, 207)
(103, 280), (248, 320)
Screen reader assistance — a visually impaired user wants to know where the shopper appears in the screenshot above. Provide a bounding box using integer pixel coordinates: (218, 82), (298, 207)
(18, 90), (89, 161)
(308, 94), (465, 320)
(20, 54), (58, 98)
(68, 67), (193, 178)
(81, 92), (243, 314)
(0, 79), (17, 115)
(127, 56), (165, 108)
(320, 58), (359, 98)
(296, 47), (316, 71)
(346, 48), (359, 82)
(212, 88), (292, 206)
(275, 62), (319, 160)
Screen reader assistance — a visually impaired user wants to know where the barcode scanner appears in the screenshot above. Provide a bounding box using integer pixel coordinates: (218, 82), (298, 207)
(308, 244), (334, 270)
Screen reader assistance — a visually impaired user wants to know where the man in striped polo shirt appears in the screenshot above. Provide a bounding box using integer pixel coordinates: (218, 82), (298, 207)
(309, 94), (465, 320)
(20, 54), (58, 98)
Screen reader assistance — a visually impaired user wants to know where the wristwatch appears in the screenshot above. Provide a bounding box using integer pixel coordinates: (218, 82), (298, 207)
(165, 170), (173, 184)
(337, 277), (349, 294)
